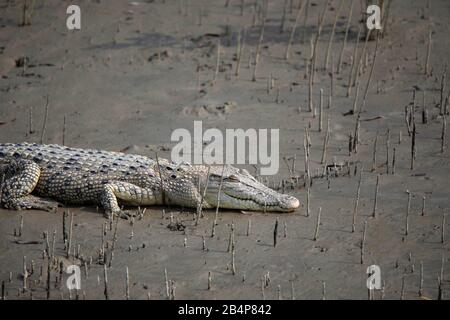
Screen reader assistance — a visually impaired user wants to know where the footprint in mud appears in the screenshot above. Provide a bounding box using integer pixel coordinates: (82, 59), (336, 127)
(180, 101), (237, 119)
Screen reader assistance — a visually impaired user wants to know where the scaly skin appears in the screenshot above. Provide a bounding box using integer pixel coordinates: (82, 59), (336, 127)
(0, 143), (300, 218)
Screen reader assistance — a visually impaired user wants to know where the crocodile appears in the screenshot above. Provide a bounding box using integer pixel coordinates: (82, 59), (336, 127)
(0, 143), (300, 218)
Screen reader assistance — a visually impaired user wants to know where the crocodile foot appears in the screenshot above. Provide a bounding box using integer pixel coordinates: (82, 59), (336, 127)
(3, 195), (60, 212)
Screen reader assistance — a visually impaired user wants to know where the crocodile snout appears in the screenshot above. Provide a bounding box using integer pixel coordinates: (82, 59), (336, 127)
(279, 194), (300, 212)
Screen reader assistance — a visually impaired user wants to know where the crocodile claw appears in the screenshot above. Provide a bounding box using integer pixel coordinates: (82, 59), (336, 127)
(116, 210), (138, 220)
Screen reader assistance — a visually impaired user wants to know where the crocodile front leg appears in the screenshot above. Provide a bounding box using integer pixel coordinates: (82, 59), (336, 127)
(100, 181), (158, 219)
(1, 159), (59, 212)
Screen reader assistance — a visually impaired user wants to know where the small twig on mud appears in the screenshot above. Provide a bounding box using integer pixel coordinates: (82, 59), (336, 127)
(40, 94), (50, 144)
(314, 207), (321, 241)
(125, 266), (130, 300)
(273, 218), (279, 247)
(103, 264), (109, 300)
(372, 174), (380, 218)
(361, 221), (367, 264)
(405, 190), (411, 236)
(66, 210), (73, 258)
(352, 169), (363, 233)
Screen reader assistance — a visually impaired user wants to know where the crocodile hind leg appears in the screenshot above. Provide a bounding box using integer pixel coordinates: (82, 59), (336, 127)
(100, 181), (158, 219)
(0, 159), (58, 212)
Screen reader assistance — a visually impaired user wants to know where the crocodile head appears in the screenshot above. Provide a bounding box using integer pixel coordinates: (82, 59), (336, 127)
(203, 165), (300, 212)
(160, 162), (300, 212)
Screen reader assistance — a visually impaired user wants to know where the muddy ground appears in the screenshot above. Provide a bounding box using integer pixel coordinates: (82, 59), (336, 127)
(0, 0), (449, 299)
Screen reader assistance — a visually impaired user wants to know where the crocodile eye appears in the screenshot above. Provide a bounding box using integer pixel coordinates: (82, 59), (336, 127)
(227, 175), (240, 182)
(166, 166), (173, 171)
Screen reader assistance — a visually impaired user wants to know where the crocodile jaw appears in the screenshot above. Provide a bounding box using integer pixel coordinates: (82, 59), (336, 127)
(202, 167), (300, 212)
(214, 192), (300, 212)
